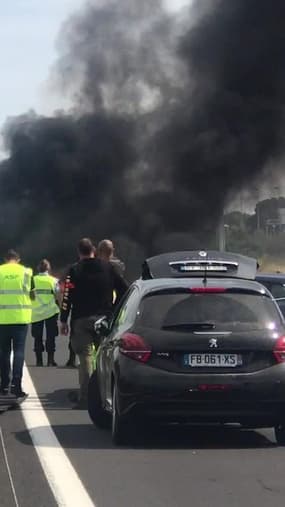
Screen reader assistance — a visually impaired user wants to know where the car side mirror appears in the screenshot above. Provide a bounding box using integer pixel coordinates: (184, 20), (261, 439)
(94, 316), (110, 336)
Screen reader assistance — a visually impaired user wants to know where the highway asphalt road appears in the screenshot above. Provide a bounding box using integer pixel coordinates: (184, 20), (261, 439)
(0, 333), (285, 507)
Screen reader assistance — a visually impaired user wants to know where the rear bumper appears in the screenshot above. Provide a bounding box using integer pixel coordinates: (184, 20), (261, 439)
(124, 400), (285, 426)
(116, 359), (285, 426)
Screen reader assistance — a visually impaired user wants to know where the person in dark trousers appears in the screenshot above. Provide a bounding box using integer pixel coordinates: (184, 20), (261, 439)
(31, 259), (60, 367)
(60, 238), (129, 409)
(0, 250), (34, 399)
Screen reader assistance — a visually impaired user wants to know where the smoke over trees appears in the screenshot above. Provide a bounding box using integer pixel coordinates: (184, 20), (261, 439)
(1, 0), (285, 275)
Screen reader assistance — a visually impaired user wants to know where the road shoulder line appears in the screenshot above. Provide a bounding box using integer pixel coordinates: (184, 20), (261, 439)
(21, 364), (96, 507)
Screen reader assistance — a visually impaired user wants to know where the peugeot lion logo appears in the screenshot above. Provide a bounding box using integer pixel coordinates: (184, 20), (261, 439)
(209, 338), (218, 348)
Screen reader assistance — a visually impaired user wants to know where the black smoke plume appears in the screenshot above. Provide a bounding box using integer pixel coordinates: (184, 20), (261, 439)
(1, 0), (285, 275)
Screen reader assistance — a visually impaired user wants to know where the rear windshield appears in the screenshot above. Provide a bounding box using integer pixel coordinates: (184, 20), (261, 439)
(136, 292), (283, 331)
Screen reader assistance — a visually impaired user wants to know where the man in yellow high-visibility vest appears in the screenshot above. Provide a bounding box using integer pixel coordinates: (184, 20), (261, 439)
(0, 250), (33, 399)
(32, 259), (60, 367)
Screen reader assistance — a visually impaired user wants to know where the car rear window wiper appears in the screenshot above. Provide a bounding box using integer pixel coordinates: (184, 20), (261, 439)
(161, 322), (216, 331)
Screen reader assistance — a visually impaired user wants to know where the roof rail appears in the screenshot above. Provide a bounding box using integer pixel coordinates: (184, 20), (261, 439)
(142, 251), (258, 280)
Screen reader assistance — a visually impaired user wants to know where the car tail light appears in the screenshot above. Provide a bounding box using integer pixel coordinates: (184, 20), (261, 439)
(189, 288), (226, 294)
(119, 333), (151, 363)
(273, 336), (285, 363)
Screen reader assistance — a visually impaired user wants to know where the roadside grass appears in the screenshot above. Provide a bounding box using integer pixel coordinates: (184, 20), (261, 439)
(258, 255), (285, 273)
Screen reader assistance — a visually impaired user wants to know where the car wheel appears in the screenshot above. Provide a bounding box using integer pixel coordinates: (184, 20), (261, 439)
(87, 371), (110, 429)
(111, 384), (131, 445)
(275, 424), (285, 446)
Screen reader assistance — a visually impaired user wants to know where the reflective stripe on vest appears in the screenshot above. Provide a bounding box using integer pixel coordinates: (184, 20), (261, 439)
(35, 289), (54, 294)
(0, 264), (33, 324)
(0, 290), (28, 294)
(0, 305), (32, 309)
(32, 275), (59, 323)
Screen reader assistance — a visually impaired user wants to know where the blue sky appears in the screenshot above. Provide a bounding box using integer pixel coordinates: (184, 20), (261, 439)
(0, 0), (83, 130)
(0, 0), (189, 133)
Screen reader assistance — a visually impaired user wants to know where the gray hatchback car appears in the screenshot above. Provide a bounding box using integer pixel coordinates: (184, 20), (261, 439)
(88, 251), (285, 445)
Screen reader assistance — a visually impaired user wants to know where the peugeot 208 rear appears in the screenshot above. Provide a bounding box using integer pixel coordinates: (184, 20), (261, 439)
(90, 252), (285, 445)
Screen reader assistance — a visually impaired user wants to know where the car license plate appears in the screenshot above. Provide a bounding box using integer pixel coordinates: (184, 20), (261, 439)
(184, 353), (241, 367)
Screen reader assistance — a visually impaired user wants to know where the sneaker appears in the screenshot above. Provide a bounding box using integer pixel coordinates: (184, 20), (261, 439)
(35, 352), (43, 367)
(0, 386), (9, 396)
(47, 360), (58, 367)
(47, 354), (58, 367)
(11, 386), (28, 399)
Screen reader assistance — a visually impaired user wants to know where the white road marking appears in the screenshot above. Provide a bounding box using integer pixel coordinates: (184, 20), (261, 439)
(0, 426), (20, 507)
(21, 365), (96, 507)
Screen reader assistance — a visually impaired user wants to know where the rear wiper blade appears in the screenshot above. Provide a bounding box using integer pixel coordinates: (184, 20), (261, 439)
(162, 322), (215, 331)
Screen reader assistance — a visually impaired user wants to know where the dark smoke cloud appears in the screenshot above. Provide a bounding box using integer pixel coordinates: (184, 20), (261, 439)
(54, 0), (182, 112)
(152, 0), (285, 232)
(1, 111), (136, 260)
(1, 0), (285, 274)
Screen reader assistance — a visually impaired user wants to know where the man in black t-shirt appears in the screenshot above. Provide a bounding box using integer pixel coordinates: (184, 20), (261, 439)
(60, 238), (128, 409)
